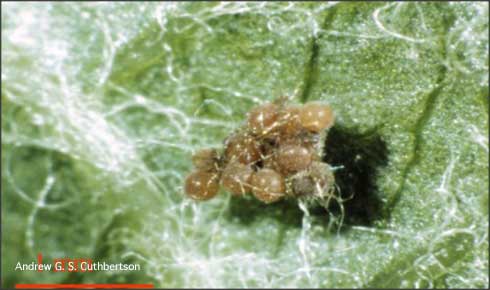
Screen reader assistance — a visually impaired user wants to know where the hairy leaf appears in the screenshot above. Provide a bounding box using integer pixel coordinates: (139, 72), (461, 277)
(2, 2), (488, 288)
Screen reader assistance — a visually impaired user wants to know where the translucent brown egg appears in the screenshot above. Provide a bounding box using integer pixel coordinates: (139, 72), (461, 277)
(251, 168), (285, 203)
(299, 102), (334, 133)
(277, 106), (302, 138)
(275, 144), (312, 174)
(291, 175), (316, 197)
(220, 161), (253, 196)
(224, 133), (261, 165)
(247, 103), (279, 136)
(192, 148), (218, 171)
(184, 97), (337, 205)
(262, 154), (280, 172)
(291, 161), (335, 198)
(308, 161), (335, 192)
(184, 170), (220, 200)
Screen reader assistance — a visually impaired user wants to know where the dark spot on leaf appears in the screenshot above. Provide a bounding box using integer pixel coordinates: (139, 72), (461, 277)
(323, 124), (389, 226)
(226, 124), (389, 230)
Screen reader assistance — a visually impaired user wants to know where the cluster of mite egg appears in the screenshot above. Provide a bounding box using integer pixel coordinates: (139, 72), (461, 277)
(184, 97), (336, 205)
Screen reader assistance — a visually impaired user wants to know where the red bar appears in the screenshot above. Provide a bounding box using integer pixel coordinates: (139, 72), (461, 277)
(15, 284), (153, 289)
(37, 253), (43, 272)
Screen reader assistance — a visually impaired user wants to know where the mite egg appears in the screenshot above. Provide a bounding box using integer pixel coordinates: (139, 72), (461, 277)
(224, 133), (261, 165)
(184, 170), (220, 201)
(247, 103), (279, 136)
(276, 106), (303, 138)
(184, 97), (336, 207)
(299, 102), (334, 133)
(290, 174), (316, 197)
(309, 161), (335, 198)
(221, 161), (253, 196)
(275, 144), (312, 174)
(262, 154), (280, 172)
(251, 168), (286, 203)
(290, 161), (335, 198)
(192, 148), (219, 171)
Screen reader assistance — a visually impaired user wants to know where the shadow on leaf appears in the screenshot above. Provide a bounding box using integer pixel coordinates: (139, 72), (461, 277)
(226, 124), (389, 230)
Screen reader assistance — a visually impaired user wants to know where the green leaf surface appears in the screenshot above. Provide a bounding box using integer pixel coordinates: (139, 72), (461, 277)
(2, 2), (488, 288)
